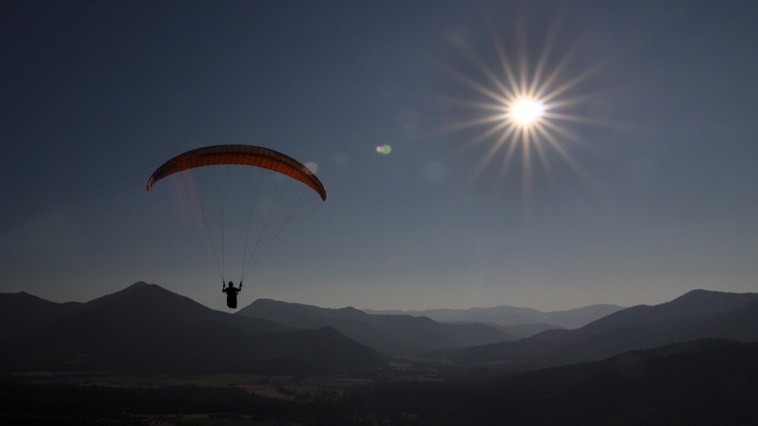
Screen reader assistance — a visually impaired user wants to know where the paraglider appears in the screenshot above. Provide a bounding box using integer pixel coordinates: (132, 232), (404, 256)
(222, 281), (242, 309)
(147, 145), (326, 308)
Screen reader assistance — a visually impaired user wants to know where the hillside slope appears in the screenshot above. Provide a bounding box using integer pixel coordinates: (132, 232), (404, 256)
(0, 283), (385, 374)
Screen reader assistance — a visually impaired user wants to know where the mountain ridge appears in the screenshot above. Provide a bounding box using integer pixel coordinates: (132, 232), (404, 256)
(443, 289), (758, 372)
(0, 282), (385, 374)
(359, 339), (758, 425)
(5, 284), (756, 375)
(366, 303), (624, 329)
(238, 298), (515, 355)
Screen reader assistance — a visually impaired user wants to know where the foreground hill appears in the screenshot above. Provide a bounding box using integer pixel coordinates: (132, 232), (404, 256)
(237, 298), (514, 355)
(0, 292), (84, 339)
(444, 289), (758, 372)
(5, 339), (755, 425)
(368, 303), (624, 329)
(345, 339), (758, 425)
(578, 289), (758, 335)
(0, 283), (385, 374)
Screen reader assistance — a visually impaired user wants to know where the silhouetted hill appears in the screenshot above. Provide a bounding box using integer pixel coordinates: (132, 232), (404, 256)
(0, 292), (84, 339)
(348, 339), (758, 425)
(443, 290), (758, 372)
(579, 289), (758, 334)
(0, 283), (385, 374)
(4, 338), (755, 425)
(368, 303), (623, 329)
(238, 298), (514, 355)
(476, 339), (758, 425)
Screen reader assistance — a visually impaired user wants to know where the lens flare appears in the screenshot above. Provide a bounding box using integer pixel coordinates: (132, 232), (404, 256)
(304, 161), (319, 174)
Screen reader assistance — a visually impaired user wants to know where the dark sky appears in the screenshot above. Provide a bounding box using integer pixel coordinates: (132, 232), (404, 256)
(2, 0), (756, 311)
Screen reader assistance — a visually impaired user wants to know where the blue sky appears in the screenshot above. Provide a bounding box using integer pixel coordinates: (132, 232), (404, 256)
(2, 0), (756, 311)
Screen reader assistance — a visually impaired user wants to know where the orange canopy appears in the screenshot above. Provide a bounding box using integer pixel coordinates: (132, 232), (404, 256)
(146, 144), (326, 201)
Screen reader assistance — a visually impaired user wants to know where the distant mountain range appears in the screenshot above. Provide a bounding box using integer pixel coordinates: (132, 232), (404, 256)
(2, 284), (756, 377)
(237, 298), (514, 355)
(0, 282), (384, 374)
(366, 303), (625, 329)
(443, 289), (758, 372)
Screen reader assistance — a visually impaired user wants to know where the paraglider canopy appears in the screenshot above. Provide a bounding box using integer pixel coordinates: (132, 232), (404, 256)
(146, 144), (326, 201)
(146, 144), (326, 290)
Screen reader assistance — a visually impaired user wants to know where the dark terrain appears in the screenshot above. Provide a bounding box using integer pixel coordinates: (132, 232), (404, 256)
(2, 283), (757, 425)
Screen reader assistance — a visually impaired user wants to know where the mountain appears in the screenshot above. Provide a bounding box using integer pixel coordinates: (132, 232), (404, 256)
(443, 289), (758, 372)
(367, 303), (624, 329)
(237, 298), (514, 355)
(349, 339), (758, 426)
(541, 304), (626, 329)
(0, 292), (84, 339)
(495, 339), (758, 426)
(493, 322), (561, 339)
(579, 289), (758, 334)
(0, 282), (385, 374)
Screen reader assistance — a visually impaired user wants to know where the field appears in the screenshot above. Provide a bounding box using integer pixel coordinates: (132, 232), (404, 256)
(1, 371), (419, 425)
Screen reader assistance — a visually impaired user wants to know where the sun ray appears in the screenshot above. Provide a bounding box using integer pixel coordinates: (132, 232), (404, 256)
(539, 118), (580, 144)
(432, 8), (617, 202)
(532, 125), (556, 186)
(495, 129), (522, 185)
(538, 125), (593, 186)
(529, 11), (566, 98)
(484, 18), (520, 99)
(456, 119), (514, 157)
(469, 123), (518, 188)
(439, 108), (508, 134)
(533, 34), (588, 101)
(545, 111), (616, 127)
(521, 127), (534, 197)
(541, 53), (614, 103)
(445, 63), (510, 105)
(461, 47), (518, 102)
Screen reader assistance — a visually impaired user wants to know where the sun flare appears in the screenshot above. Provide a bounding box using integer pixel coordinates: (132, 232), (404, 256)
(437, 13), (615, 201)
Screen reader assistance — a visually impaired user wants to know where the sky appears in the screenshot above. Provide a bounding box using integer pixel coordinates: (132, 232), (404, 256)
(2, 0), (756, 312)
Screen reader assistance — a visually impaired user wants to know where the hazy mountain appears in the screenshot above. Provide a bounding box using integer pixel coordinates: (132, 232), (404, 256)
(443, 289), (758, 372)
(494, 322), (562, 339)
(541, 304), (626, 329)
(367, 303), (624, 329)
(437, 321), (560, 339)
(0, 282), (385, 374)
(238, 298), (515, 355)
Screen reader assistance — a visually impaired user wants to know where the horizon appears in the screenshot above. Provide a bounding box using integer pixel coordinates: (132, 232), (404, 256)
(8, 280), (754, 314)
(2, 1), (756, 312)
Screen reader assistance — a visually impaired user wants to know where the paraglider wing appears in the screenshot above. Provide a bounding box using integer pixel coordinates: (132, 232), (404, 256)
(146, 144), (327, 200)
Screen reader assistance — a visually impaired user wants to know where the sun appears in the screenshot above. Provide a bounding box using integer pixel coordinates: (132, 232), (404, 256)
(510, 98), (546, 127)
(436, 12), (614, 201)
